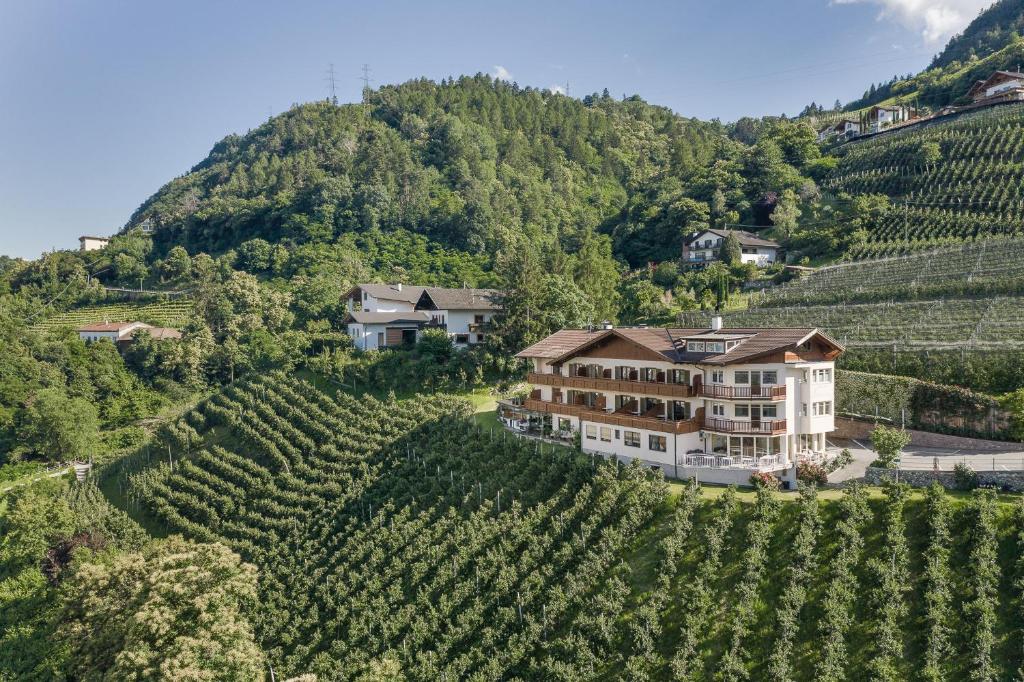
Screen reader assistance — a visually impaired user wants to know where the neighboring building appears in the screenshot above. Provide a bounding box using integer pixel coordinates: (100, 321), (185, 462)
(818, 119), (860, 142)
(79, 235), (110, 251)
(683, 229), (780, 266)
(503, 319), (843, 486)
(864, 105), (915, 133)
(967, 70), (1024, 104)
(343, 283), (500, 350)
(76, 321), (181, 345)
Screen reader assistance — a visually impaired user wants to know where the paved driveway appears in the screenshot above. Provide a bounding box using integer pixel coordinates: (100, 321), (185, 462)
(827, 438), (1024, 483)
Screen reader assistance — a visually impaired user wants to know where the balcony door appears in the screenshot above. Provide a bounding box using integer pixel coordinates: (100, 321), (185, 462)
(750, 372), (761, 398)
(750, 405), (761, 430)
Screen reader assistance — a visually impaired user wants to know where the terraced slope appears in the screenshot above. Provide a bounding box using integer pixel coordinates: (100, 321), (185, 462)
(110, 374), (1024, 679)
(30, 299), (194, 332)
(757, 238), (1024, 307)
(825, 103), (1024, 259)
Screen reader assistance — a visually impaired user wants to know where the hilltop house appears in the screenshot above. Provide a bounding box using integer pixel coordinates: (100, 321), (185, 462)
(77, 321), (181, 345)
(817, 118), (861, 142)
(343, 283), (500, 351)
(79, 235), (110, 251)
(683, 229), (780, 266)
(967, 70), (1024, 104)
(503, 319), (842, 486)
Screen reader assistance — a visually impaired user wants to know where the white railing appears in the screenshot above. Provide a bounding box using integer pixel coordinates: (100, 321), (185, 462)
(683, 454), (785, 471)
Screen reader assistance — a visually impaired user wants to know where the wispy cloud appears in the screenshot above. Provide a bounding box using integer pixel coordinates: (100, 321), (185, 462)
(491, 65), (512, 81)
(548, 84), (566, 95)
(832, 0), (990, 44)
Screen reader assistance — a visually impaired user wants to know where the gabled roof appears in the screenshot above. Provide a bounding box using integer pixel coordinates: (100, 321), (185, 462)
(347, 283), (425, 305)
(76, 321), (150, 332)
(344, 311), (431, 325)
(686, 229), (780, 249)
(968, 70), (1024, 97)
(139, 327), (182, 340)
(418, 287), (500, 311)
(516, 326), (843, 366)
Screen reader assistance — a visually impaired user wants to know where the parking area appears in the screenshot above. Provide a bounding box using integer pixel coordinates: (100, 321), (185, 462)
(828, 438), (1024, 483)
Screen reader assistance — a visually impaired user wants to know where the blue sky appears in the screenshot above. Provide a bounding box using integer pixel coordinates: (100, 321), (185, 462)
(0, 0), (993, 258)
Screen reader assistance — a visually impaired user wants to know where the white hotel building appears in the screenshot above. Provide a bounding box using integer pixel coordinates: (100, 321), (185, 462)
(504, 320), (843, 486)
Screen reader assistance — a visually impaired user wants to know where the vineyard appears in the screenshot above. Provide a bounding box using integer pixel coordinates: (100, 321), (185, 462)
(824, 102), (1024, 258)
(101, 374), (1024, 679)
(30, 299), (195, 332)
(756, 238), (1024, 306)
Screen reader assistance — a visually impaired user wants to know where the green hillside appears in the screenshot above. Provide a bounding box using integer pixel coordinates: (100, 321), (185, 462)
(825, 102), (1024, 259)
(29, 299), (195, 332)
(99, 373), (1024, 680)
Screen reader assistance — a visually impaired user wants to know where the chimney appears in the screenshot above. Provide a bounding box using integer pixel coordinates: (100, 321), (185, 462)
(602, 320), (613, 330)
(710, 315), (723, 331)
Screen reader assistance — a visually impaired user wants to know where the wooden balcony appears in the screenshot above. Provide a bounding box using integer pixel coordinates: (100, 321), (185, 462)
(702, 417), (787, 435)
(528, 372), (695, 399)
(523, 399), (701, 434)
(698, 384), (786, 400)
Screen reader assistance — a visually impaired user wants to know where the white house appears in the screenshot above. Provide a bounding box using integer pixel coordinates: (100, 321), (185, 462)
(76, 321), (181, 345)
(503, 319), (843, 486)
(79, 235), (110, 252)
(683, 229), (780, 266)
(967, 70), (1024, 104)
(866, 105), (914, 133)
(343, 284), (500, 350)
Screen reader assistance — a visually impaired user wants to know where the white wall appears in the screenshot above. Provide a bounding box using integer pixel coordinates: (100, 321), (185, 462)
(739, 247), (777, 265)
(987, 78), (1023, 97)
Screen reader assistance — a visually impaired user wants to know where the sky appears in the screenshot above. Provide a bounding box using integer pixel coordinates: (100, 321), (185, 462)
(0, 0), (994, 259)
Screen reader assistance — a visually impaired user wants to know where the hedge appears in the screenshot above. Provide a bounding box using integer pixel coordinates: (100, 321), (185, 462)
(836, 370), (1017, 442)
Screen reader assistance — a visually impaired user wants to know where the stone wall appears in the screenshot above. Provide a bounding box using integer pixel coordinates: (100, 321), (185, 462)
(865, 466), (1024, 492)
(833, 417), (1019, 453)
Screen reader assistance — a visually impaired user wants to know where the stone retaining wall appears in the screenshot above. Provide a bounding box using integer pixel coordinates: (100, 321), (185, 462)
(833, 417), (1018, 452)
(865, 466), (1024, 492)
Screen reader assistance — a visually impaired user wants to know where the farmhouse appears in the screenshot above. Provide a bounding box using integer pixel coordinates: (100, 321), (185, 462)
(817, 118), (860, 142)
(344, 283), (500, 351)
(76, 321), (181, 345)
(683, 229), (780, 266)
(864, 104), (915, 133)
(504, 319), (842, 486)
(78, 235), (110, 251)
(967, 70), (1024, 104)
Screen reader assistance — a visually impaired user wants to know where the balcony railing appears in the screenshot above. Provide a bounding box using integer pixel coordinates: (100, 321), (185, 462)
(522, 399), (701, 434)
(683, 453), (785, 471)
(528, 372), (695, 398)
(698, 384), (786, 400)
(702, 417), (787, 435)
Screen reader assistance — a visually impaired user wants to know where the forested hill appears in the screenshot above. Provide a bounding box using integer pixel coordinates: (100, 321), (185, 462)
(843, 0), (1024, 111)
(931, 0), (1024, 69)
(126, 75), (821, 268)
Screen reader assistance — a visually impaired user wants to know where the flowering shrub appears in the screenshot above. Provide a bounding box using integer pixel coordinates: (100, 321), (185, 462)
(750, 471), (781, 491)
(797, 462), (829, 486)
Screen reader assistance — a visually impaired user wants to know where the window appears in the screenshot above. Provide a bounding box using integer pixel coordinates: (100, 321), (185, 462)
(670, 369), (690, 384)
(624, 431), (640, 447)
(474, 314), (485, 324)
(558, 418), (571, 432)
(801, 403), (808, 417)
(476, 334), (485, 343)
(712, 403), (725, 417)
(813, 368), (832, 383)
(377, 332), (385, 346)
(585, 425), (597, 440)
(706, 342), (724, 353)
(455, 334), (469, 344)
(735, 405), (749, 418)
(614, 429), (620, 439)
(649, 435), (667, 452)
(600, 427), (612, 442)
(734, 371), (749, 384)
(711, 370), (724, 384)
(812, 401), (833, 416)
(687, 341), (706, 352)
(762, 405), (778, 418)
(762, 371), (778, 385)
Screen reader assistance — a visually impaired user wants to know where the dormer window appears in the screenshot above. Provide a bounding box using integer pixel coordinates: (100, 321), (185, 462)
(706, 342), (724, 353)
(687, 341), (705, 352)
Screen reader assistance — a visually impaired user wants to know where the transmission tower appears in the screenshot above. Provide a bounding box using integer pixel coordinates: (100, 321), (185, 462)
(360, 63), (373, 103)
(326, 63), (338, 105)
